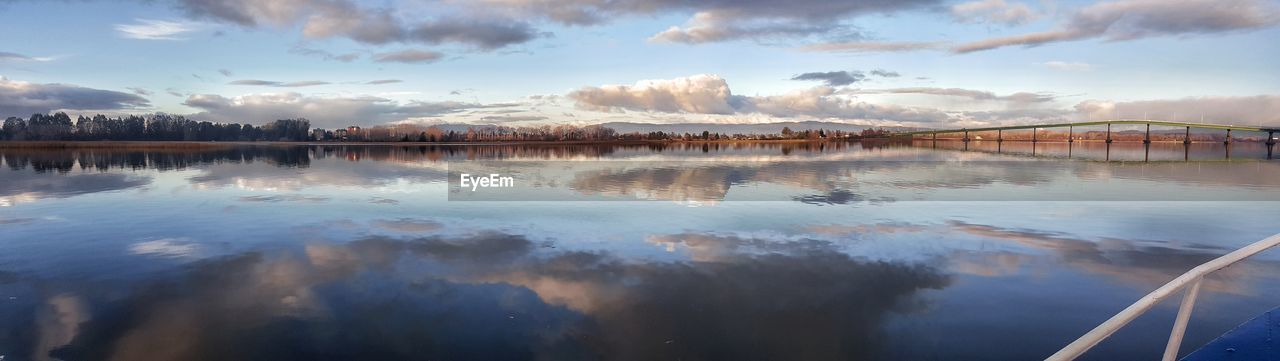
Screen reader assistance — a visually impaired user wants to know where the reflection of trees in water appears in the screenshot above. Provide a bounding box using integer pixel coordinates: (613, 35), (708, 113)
(312, 144), (623, 162)
(16, 231), (948, 361)
(1, 146), (312, 173)
(0, 141), (911, 175)
(312, 141), (877, 161)
(794, 189), (867, 205)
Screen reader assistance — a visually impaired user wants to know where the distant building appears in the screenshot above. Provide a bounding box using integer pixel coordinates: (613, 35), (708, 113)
(312, 128), (327, 140)
(334, 129), (348, 140)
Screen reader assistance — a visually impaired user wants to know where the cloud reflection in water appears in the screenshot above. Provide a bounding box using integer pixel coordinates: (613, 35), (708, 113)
(14, 231), (948, 361)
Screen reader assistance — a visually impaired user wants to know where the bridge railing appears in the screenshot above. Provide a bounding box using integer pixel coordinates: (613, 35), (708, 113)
(897, 120), (1277, 137)
(1046, 232), (1280, 361)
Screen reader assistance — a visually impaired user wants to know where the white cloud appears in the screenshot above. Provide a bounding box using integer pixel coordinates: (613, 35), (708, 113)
(568, 74), (742, 114)
(954, 0), (1280, 53)
(567, 74), (957, 125)
(478, 0), (940, 44)
(564, 74), (1272, 128)
(744, 86), (955, 123)
(798, 41), (944, 53)
(115, 19), (200, 40)
(1039, 61), (1094, 71)
(0, 76), (151, 117)
(177, 0), (540, 49)
(842, 87), (1059, 105)
(289, 45), (361, 62)
(951, 0), (1039, 26)
(182, 92), (507, 128)
(0, 51), (55, 62)
(1074, 96), (1280, 126)
(228, 79), (332, 87)
(648, 11), (839, 44)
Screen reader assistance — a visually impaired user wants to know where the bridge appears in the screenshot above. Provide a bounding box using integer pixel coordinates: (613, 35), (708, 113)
(892, 119), (1278, 159)
(897, 119), (1277, 144)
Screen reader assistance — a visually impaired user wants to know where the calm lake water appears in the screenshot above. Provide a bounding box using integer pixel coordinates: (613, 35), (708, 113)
(1, 141), (1278, 360)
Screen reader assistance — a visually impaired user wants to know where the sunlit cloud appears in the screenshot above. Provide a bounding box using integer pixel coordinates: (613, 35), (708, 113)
(114, 19), (201, 40)
(567, 74), (957, 125)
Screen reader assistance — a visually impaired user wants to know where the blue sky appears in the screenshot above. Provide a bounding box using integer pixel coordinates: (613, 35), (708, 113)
(1, 0), (1278, 129)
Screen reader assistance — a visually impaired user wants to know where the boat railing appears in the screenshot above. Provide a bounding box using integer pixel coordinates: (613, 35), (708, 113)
(1046, 232), (1280, 361)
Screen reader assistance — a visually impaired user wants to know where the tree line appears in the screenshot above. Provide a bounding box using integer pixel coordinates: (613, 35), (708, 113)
(1, 113), (311, 141)
(2, 112), (894, 143)
(317, 123), (622, 142)
(321, 124), (894, 142)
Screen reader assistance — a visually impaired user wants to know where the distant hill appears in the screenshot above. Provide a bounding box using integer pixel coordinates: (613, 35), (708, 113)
(597, 121), (898, 135)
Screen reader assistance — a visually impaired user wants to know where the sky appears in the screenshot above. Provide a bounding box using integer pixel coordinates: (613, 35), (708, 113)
(1, 0), (1279, 130)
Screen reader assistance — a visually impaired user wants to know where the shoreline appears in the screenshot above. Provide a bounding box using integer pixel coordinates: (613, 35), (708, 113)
(0, 139), (873, 148)
(0, 138), (1264, 149)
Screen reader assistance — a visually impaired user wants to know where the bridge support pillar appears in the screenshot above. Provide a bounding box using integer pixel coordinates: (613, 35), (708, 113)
(1106, 123), (1113, 144)
(1032, 128), (1037, 143)
(997, 129), (1003, 142)
(1268, 131), (1275, 160)
(962, 129), (969, 142)
(1143, 124), (1151, 144)
(1224, 129), (1232, 145)
(1068, 126), (1073, 143)
(1183, 127), (1191, 145)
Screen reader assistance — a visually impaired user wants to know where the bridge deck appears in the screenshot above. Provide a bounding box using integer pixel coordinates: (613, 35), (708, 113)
(898, 120), (1278, 136)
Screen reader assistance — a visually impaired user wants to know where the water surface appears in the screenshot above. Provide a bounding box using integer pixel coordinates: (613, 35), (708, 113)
(1, 141), (1278, 360)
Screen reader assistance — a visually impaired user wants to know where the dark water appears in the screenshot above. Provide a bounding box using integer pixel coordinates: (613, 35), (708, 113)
(1, 141), (1278, 361)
